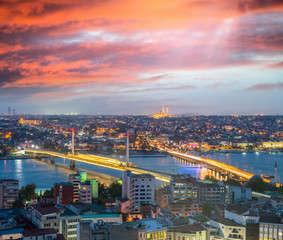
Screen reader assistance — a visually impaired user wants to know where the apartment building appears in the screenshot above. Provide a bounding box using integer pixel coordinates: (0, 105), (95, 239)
(0, 179), (19, 209)
(210, 218), (246, 240)
(122, 170), (155, 212)
(170, 176), (199, 203)
(167, 224), (206, 240)
(78, 181), (92, 204)
(259, 215), (283, 240)
(28, 204), (61, 232)
(54, 182), (74, 206)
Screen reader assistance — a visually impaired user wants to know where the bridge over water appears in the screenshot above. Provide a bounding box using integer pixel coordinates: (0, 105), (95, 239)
(160, 147), (279, 186)
(24, 149), (171, 183)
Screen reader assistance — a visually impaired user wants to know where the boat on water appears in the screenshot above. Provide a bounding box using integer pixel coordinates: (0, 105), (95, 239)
(261, 174), (274, 179)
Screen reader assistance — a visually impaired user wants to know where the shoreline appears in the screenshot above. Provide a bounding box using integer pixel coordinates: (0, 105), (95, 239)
(30, 158), (119, 186)
(0, 156), (32, 160)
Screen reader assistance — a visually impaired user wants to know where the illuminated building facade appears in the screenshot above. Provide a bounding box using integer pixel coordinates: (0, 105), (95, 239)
(78, 181), (92, 204)
(152, 106), (169, 119)
(19, 118), (42, 125)
(122, 170), (155, 212)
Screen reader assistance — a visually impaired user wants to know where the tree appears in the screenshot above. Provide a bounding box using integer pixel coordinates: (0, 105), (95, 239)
(278, 185), (283, 197)
(43, 187), (54, 198)
(225, 179), (242, 187)
(204, 175), (217, 183)
(20, 184), (36, 201)
(202, 202), (212, 218)
(244, 177), (265, 193)
(12, 198), (24, 208)
(108, 182), (122, 198)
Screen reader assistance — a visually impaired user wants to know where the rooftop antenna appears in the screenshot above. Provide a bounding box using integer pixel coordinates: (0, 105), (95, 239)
(126, 134), (130, 166)
(275, 161), (277, 183)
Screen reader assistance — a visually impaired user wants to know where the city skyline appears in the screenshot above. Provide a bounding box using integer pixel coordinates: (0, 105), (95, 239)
(0, 0), (283, 115)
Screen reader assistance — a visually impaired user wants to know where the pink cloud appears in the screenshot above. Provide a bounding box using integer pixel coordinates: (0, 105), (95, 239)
(244, 82), (283, 91)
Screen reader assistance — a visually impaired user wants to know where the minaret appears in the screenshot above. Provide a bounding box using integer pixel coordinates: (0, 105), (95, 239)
(71, 128), (75, 155)
(126, 134), (130, 166)
(275, 161), (277, 183)
(166, 105), (169, 116)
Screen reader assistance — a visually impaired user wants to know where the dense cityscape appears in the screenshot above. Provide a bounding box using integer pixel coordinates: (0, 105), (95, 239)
(1, 0), (283, 239)
(0, 109), (283, 240)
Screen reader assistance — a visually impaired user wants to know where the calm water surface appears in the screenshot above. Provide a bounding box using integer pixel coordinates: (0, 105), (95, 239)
(0, 152), (282, 188)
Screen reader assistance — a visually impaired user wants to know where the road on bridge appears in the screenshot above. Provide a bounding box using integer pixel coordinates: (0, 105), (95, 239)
(24, 149), (171, 183)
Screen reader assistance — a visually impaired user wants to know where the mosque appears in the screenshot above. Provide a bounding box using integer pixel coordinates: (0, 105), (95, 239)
(152, 106), (169, 119)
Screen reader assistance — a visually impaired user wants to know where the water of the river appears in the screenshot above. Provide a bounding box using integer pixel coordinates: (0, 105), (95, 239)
(0, 152), (282, 188)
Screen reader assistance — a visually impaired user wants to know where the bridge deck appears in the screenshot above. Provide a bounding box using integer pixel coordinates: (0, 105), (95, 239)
(25, 149), (171, 182)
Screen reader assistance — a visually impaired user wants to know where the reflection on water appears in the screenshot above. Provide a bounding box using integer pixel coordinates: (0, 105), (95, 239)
(207, 152), (282, 183)
(0, 151), (282, 188)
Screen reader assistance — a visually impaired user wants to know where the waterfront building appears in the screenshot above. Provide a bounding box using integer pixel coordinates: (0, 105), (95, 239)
(122, 170), (155, 213)
(167, 224), (206, 240)
(68, 171), (98, 201)
(78, 181), (92, 204)
(54, 182), (74, 206)
(68, 174), (81, 202)
(28, 204), (60, 232)
(0, 179), (19, 209)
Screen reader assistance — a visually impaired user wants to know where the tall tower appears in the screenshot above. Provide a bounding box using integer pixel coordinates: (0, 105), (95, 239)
(275, 161), (277, 183)
(71, 129), (75, 155)
(166, 105), (169, 116)
(126, 134), (130, 166)
(8, 107), (11, 116)
(162, 106), (164, 113)
(70, 128), (76, 169)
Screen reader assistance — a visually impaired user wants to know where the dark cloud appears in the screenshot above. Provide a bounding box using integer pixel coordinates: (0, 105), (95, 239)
(0, 69), (23, 86)
(237, 0), (283, 12)
(244, 82), (283, 91)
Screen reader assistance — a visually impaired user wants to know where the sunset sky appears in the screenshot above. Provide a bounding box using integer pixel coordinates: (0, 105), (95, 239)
(0, 0), (283, 115)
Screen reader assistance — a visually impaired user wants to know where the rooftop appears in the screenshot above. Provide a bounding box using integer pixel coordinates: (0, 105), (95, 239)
(226, 205), (249, 215)
(55, 182), (73, 186)
(212, 217), (244, 227)
(168, 224), (205, 233)
(81, 214), (121, 219)
(22, 228), (57, 237)
(31, 204), (60, 215)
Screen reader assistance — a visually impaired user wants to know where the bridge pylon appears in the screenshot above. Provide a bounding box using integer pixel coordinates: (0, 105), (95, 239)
(70, 160), (76, 169)
(126, 135), (130, 167)
(50, 156), (55, 164)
